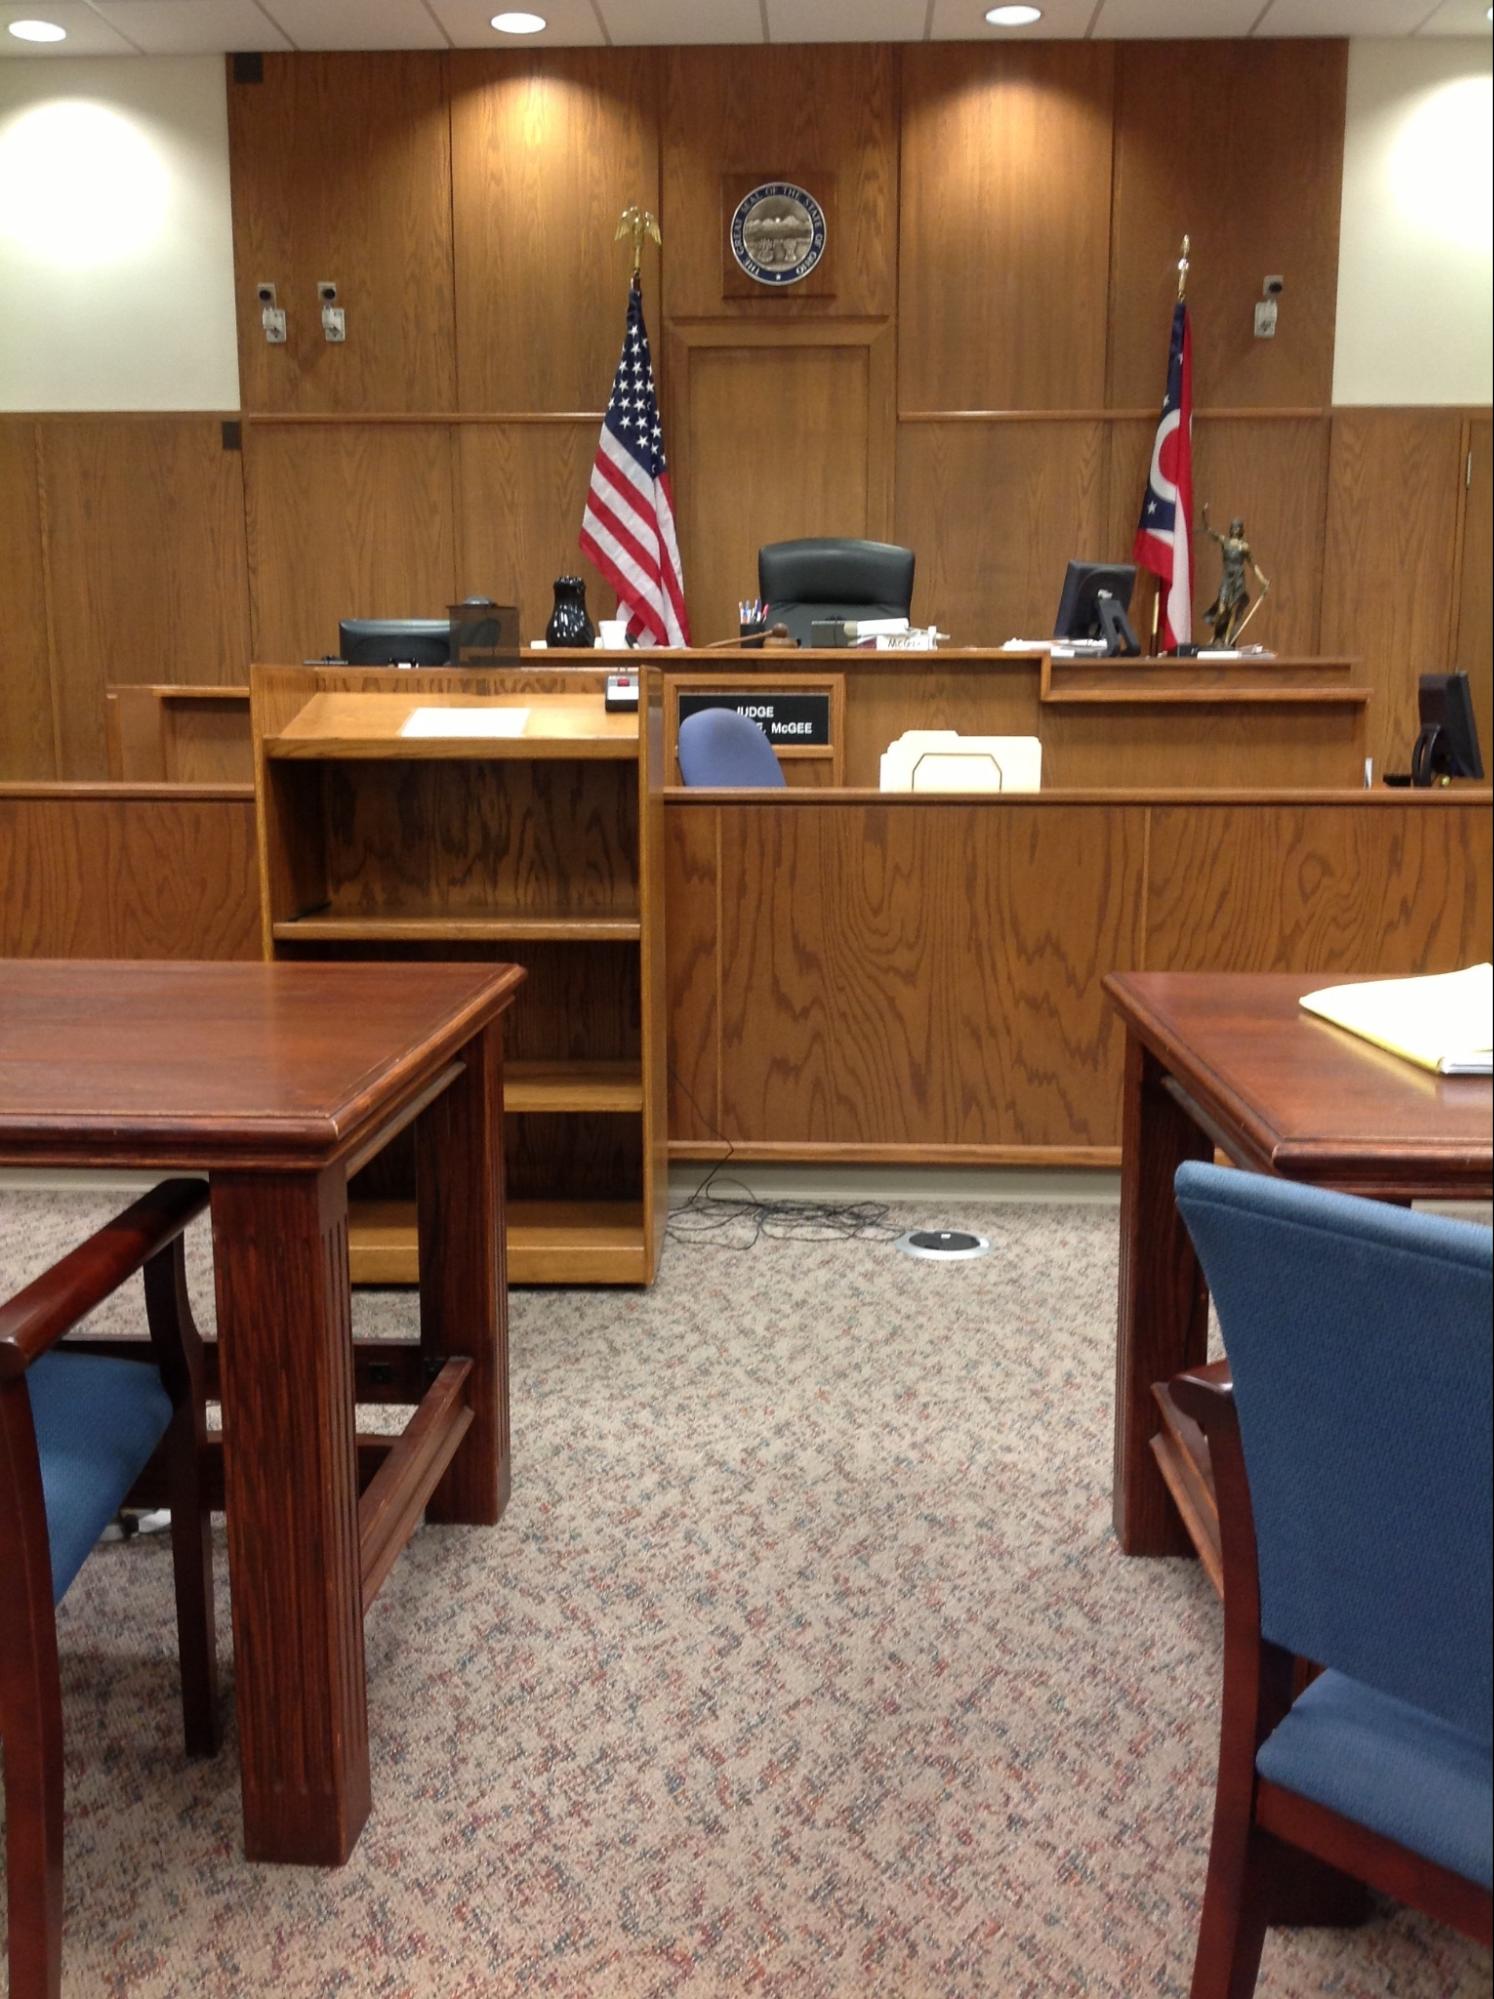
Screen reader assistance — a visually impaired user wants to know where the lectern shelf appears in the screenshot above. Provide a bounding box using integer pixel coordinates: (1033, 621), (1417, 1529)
(249, 664), (667, 1287)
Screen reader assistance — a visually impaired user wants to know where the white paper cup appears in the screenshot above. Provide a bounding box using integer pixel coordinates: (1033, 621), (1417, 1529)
(597, 619), (629, 649)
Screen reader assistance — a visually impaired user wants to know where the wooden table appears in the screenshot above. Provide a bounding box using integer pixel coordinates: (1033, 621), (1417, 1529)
(0, 959), (524, 1866)
(1105, 970), (1493, 1583)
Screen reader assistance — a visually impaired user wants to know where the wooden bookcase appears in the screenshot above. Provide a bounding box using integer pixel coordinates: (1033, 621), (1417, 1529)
(249, 664), (667, 1286)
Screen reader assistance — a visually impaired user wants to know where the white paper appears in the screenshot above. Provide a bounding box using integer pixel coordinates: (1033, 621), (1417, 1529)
(1002, 638), (1107, 655)
(399, 706), (530, 740)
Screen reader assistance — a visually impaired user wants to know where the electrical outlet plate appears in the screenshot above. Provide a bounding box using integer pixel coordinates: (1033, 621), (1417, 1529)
(1253, 299), (1278, 339)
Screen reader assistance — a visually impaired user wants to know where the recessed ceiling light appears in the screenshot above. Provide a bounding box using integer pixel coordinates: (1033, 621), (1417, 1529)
(491, 9), (547, 29)
(985, 4), (1042, 22)
(7, 18), (68, 41)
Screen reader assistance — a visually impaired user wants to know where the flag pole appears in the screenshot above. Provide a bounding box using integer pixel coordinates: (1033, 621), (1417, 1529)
(1146, 236), (1189, 656)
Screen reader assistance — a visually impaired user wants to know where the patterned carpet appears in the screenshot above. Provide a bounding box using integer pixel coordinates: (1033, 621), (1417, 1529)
(0, 1189), (1487, 1999)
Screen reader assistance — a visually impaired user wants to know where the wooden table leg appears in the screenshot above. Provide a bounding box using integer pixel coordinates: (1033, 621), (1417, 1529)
(415, 1018), (508, 1526)
(1113, 1033), (1213, 1555)
(211, 1166), (370, 1866)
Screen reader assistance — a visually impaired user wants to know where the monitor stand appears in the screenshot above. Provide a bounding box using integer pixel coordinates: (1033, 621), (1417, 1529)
(1096, 592), (1140, 658)
(1410, 722), (1443, 788)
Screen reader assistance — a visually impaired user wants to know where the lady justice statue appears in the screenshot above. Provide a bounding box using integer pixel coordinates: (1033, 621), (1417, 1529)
(1200, 503), (1271, 646)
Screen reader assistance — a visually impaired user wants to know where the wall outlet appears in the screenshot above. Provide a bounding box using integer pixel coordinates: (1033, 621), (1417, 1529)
(1253, 299), (1278, 339)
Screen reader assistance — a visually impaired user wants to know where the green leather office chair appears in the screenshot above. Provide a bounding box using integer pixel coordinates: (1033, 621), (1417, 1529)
(758, 538), (915, 645)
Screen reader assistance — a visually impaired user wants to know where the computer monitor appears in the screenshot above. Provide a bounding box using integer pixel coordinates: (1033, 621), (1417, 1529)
(1412, 671), (1484, 785)
(338, 618), (451, 667)
(1052, 562), (1140, 657)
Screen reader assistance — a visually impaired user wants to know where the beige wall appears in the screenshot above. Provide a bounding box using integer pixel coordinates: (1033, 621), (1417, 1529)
(1334, 38), (1493, 406)
(0, 56), (239, 411)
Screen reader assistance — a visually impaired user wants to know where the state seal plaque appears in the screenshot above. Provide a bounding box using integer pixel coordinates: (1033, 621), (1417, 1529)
(728, 182), (827, 287)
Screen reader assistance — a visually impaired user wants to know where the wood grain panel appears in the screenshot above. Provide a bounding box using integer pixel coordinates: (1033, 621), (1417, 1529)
(1453, 415), (1492, 774)
(1146, 801), (1493, 973)
(1321, 408), (1464, 774)
(38, 419), (252, 778)
(245, 423), (456, 662)
(106, 687), (253, 785)
(503, 1111), (641, 1205)
(660, 44), (896, 322)
(1099, 417), (1331, 658)
(227, 54), (455, 414)
(0, 787), (260, 960)
(675, 333), (890, 645)
(716, 801), (1147, 1150)
(1108, 41), (1346, 410)
(1041, 701), (1366, 791)
(1191, 419), (1329, 659)
(0, 421), (53, 779)
(456, 422), (615, 643)
(664, 804), (719, 1143)
(319, 759), (638, 919)
(899, 44), (1114, 413)
(450, 51), (659, 413)
(895, 421), (1107, 648)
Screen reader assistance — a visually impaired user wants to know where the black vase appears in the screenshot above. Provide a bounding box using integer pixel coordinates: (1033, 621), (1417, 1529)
(546, 575), (596, 649)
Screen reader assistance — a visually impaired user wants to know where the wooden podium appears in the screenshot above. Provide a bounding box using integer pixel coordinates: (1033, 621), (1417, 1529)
(249, 664), (667, 1286)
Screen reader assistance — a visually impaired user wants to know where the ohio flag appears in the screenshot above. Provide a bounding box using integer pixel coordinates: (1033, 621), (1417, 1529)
(1133, 301), (1193, 652)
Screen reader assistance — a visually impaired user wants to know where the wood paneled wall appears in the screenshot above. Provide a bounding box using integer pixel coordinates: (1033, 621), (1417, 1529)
(665, 791), (1493, 1162)
(0, 785), (260, 960)
(1, 42), (1488, 781)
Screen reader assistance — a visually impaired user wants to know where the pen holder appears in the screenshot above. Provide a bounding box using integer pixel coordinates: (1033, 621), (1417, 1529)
(738, 620), (768, 640)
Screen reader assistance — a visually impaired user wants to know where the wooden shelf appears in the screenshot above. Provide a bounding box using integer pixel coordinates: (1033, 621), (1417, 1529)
(505, 1059), (643, 1113)
(348, 1198), (647, 1286)
(253, 664), (667, 1293)
(1040, 687), (1369, 708)
(265, 690), (638, 761)
(273, 909), (641, 944)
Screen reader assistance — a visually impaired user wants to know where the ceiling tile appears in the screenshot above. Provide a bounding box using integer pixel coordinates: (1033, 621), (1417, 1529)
(764, 0), (925, 38)
(929, 0), (1095, 37)
(1416, 0), (1494, 31)
(88, 1), (294, 52)
(1091, 0), (1262, 34)
(257, 0), (448, 48)
(0, 1), (137, 53)
(1255, 0), (1429, 30)
(432, 0), (605, 43)
(599, 0), (763, 43)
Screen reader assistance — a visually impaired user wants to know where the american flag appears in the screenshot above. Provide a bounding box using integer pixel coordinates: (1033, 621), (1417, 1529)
(1132, 300), (1193, 652)
(579, 281), (690, 648)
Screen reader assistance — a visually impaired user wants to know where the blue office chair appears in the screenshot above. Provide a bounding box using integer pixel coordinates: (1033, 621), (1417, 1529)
(1170, 1162), (1492, 1998)
(677, 707), (786, 787)
(1, 1180), (219, 1999)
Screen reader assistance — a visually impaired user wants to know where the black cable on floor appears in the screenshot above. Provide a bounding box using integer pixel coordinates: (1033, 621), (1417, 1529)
(665, 1067), (902, 1252)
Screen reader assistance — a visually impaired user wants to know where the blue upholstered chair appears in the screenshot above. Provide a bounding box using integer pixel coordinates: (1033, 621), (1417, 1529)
(1171, 1162), (1492, 1998)
(0, 1180), (220, 1999)
(677, 707), (786, 788)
